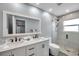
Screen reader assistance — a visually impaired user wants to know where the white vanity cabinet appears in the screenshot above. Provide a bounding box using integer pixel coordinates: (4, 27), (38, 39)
(25, 40), (49, 56)
(0, 40), (49, 56)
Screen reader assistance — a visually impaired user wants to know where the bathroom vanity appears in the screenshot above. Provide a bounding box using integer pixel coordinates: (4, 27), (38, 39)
(0, 11), (49, 56)
(0, 37), (49, 56)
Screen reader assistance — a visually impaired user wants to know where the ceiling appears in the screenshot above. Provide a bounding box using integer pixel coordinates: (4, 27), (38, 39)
(31, 3), (79, 16)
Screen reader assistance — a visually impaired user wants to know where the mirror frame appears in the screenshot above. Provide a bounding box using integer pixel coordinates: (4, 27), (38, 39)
(3, 11), (41, 37)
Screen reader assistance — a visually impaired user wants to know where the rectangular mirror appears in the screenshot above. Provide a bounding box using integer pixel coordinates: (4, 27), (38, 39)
(3, 11), (41, 37)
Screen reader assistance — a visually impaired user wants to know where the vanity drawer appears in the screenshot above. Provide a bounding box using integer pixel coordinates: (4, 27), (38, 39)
(28, 53), (35, 56)
(25, 44), (37, 56)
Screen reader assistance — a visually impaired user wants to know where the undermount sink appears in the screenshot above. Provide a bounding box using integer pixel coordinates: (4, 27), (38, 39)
(25, 38), (33, 41)
(23, 37), (35, 42)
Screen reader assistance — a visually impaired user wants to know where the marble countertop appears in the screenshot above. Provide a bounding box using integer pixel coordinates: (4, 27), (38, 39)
(0, 37), (49, 53)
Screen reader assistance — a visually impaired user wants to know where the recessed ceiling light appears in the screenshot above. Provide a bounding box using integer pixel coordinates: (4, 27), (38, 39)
(66, 9), (70, 13)
(13, 3), (21, 7)
(36, 3), (40, 5)
(43, 12), (50, 17)
(48, 8), (53, 12)
(30, 7), (39, 14)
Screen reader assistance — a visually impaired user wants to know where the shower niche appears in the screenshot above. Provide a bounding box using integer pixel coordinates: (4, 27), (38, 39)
(3, 11), (41, 37)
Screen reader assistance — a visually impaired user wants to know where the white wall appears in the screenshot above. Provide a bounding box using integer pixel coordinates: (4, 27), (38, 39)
(51, 17), (58, 43)
(57, 11), (79, 49)
(0, 3), (57, 45)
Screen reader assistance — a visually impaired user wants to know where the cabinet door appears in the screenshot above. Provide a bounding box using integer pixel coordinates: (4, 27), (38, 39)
(37, 41), (49, 56)
(12, 47), (25, 56)
(0, 50), (11, 56)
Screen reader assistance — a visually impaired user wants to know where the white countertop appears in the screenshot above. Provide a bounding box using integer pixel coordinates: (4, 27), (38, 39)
(0, 37), (49, 53)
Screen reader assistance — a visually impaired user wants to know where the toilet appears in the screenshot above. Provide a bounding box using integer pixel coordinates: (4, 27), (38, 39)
(49, 38), (60, 56)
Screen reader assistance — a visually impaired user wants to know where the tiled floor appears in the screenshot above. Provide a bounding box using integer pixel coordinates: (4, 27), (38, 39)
(58, 51), (68, 56)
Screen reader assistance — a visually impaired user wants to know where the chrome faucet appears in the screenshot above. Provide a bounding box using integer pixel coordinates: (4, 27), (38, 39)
(15, 37), (17, 42)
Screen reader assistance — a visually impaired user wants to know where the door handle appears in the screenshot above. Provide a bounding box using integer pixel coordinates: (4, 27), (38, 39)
(66, 34), (68, 39)
(42, 44), (45, 48)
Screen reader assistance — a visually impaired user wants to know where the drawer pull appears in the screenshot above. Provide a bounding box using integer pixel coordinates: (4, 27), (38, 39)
(29, 48), (34, 50)
(29, 53), (34, 56)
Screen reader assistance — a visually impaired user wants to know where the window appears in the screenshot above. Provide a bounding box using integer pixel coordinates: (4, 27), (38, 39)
(63, 18), (79, 32)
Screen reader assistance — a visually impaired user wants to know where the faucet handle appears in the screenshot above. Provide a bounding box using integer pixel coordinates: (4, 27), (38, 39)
(10, 39), (14, 43)
(19, 38), (24, 41)
(15, 37), (17, 42)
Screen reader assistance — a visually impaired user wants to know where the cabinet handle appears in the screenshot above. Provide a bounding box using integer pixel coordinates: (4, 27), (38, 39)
(42, 44), (45, 48)
(66, 34), (68, 39)
(29, 53), (34, 56)
(11, 52), (14, 56)
(29, 48), (34, 50)
(12, 54), (14, 56)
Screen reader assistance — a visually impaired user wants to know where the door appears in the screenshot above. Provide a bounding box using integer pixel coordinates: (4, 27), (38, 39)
(12, 47), (25, 56)
(0, 50), (11, 56)
(37, 40), (49, 56)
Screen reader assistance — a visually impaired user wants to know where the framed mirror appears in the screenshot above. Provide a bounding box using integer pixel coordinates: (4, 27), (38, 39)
(3, 11), (41, 37)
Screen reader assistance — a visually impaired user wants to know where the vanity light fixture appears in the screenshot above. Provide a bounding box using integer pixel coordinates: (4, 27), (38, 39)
(13, 3), (21, 7)
(36, 3), (40, 5)
(30, 7), (39, 14)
